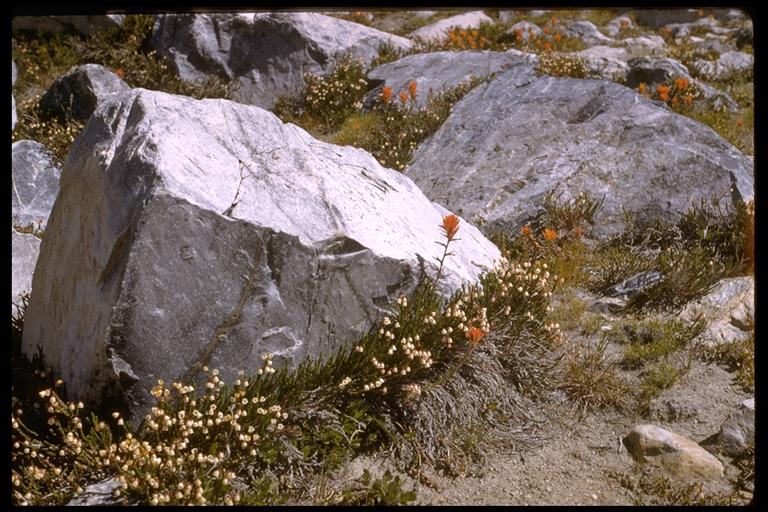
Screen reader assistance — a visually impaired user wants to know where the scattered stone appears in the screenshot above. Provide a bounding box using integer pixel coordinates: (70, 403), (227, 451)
(365, 50), (533, 109)
(586, 297), (626, 315)
(12, 94), (17, 131)
(12, 15), (125, 35)
(573, 46), (629, 81)
(22, 88), (501, 419)
(693, 38), (735, 55)
(405, 64), (753, 238)
(715, 398), (754, 456)
(680, 276), (754, 346)
(507, 21), (542, 42)
(151, 13), (412, 109)
(690, 51), (753, 82)
(12, 229), (41, 314)
(65, 478), (123, 506)
(620, 35), (666, 51)
(408, 11), (493, 42)
(604, 16), (632, 37)
(12, 140), (62, 231)
(562, 20), (614, 45)
(605, 270), (663, 301)
(39, 64), (130, 122)
(623, 424), (725, 480)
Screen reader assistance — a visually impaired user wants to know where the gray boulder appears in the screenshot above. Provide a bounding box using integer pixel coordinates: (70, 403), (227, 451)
(22, 88), (501, 419)
(12, 140), (61, 231)
(631, 10), (704, 29)
(562, 20), (614, 45)
(625, 56), (739, 112)
(39, 64), (130, 122)
(507, 21), (542, 42)
(715, 398), (754, 456)
(573, 46), (630, 81)
(405, 65), (753, 238)
(690, 51), (753, 82)
(620, 35), (666, 52)
(151, 12), (412, 109)
(12, 15), (125, 35)
(365, 50), (534, 109)
(623, 424), (725, 480)
(408, 11), (492, 42)
(604, 16), (633, 37)
(12, 229), (41, 314)
(693, 37), (736, 55)
(680, 276), (754, 347)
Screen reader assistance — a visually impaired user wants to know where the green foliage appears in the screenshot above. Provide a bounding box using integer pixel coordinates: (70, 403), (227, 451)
(273, 55), (369, 133)
(612, 316), (705, 369)
(542, 190), (605, 234)
(558, 336), (630, 415)
(339, 469), (417, 505)
(536, 52), (595, 78)
(697, 332), (754, 393)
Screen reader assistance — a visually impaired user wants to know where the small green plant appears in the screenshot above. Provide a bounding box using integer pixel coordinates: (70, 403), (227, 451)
(697, 332), (754, 393)
(339, 469), (417, 505)
(613, 316), (705, 369)
(542, 190), (605, 235)
(558, 335), (630, 415)
(536, 51), (594, 79)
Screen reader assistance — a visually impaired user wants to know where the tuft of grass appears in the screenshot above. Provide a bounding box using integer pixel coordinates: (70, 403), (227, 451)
(612, 316), (705, 369)
(557, 336), (630, 415)
(338, 469), (416, 505)
(697, 332), (754, 393)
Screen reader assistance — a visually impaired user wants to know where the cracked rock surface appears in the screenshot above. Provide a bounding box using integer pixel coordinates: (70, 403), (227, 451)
(405, 64), (753, 238)
(21, 88), (500, 420)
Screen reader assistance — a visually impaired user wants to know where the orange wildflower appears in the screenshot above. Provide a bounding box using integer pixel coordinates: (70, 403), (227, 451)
(671, 96), (679, 107)
(543, 26), (551, 35)
(114, 68), (125, 79)
(521, 224), (532, 236)
(381, 86), (393, 104)
(550, 15), (558, 25)
(674, 77), (689, 91)
(638, 82), (647, 94)
(684, 94), (693, 105)
(408, 80), (417, 100)
(466, 327), (486, 346)
(460, 29), (468, 39)
(659, 91), (669, 102)
(656, 84), (670, 95)
(542, 228), (557, 242)
(554, 32), (562, 43)
(441, 214), (460, 242)
(398, 91), (409, 105)
(573, 226), (583, 238)
(514, 28), (523, 41)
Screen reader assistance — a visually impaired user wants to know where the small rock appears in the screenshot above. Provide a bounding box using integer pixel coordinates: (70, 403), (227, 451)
(39, 64), (130, 122)
(65, 478), (123, 506)
(563, 20), (614, 45)
(408, 11), (493, 42)
(587, 297), (626, 315)
(573, 45), (629, 81)
(604, 16), (633, 37)
(690, 51), (753, 82)
(680, 276), (754, 347)
(715, 398), (754, 456)
(620, 35), (666, 51)
(605, 270), (663, 301)
(623, 424), (725, 481)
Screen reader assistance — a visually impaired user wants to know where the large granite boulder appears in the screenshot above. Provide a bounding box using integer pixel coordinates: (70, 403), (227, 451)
(12, 140), (62, 231)
(22, 88), (500, 419)
(405, 65), (753, 237)
(39, 64), (130, 122)
(150, 12), (412, 109)
(12, 229), (41, 314)
(690, 51), (753, 82)
(364, 50), (535, 109)
(680, 276), (754, 347)
(562, 20), (614, 45)
(12, 15), (125, 35)
(573, 46), (630, 81)
(408, 11), (493, 42)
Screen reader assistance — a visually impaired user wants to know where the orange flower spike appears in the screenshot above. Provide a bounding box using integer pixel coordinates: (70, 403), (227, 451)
(381, 86), (393, 104)
(521, 225), (532, 236)
(554, 32), (562, 43)
(736, 118), (744, 127)
(674, 77), (689, 91)
(472, 29), (479, 38)
(398, 91), (409, 105)
(656, 84), (670, 95)
(441, 214), (460, 242)
(460, 29), (468, 39)
(638, 82), (647, 94)
(514, 28), (523, 41)
(542, 228), (557, 242)
(659, 91), (669, 102)
(408, 80), (417, 100)
(466, 327), (486, 347)
(114, 68), (125, 79)
(573, 226), (584, 238)
(684, 94), (693, 105)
